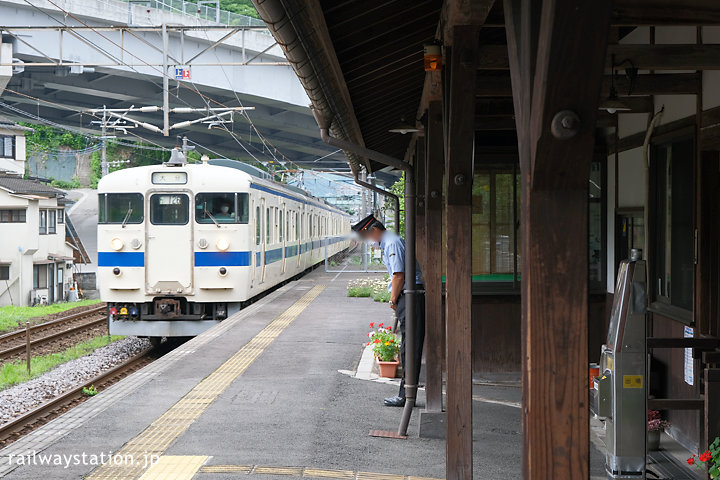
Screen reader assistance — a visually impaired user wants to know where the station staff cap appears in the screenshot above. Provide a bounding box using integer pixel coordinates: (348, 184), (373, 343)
(351, 214), (380, 233)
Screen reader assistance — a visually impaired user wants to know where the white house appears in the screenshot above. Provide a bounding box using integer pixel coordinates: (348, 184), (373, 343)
(0, 175), (76, 306)
(0, 120), (31, 176)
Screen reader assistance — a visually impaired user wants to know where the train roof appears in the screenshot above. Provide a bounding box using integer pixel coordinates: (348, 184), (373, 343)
(98, 161), (349, 217)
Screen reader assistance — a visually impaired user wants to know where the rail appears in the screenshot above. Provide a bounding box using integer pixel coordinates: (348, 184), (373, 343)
(0, 349), (152, 446)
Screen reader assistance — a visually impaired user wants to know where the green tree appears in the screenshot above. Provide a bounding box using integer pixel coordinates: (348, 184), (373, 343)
(386, 173), (405, 237)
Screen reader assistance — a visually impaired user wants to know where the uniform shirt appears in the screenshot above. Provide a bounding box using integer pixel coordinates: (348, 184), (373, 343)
(379, 231), (423, 291)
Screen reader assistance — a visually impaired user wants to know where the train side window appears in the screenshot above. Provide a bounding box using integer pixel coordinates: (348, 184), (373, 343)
(150, 194), (189, 225)
(266, 208), (270, 244)
(255, 206), (261, 245)
(279, 210), (283, 242)
(99, 193), (144, 224)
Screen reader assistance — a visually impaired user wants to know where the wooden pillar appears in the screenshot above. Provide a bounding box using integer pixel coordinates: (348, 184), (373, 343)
(444, 25), (478, 480)
(425, 100), (445, 413)
(504, 0), (611, 478)
(706, 368), (720, 452)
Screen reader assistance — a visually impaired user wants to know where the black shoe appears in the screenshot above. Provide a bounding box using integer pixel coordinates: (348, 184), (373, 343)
(384, 395), (406, 407)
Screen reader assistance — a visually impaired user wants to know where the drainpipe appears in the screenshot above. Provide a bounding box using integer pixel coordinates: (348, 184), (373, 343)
(354, 173), (400, 234)
(312, 107), (418, 436)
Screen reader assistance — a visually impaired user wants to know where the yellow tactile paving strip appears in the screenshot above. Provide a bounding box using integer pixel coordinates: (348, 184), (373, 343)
(196, 464), (443, 480)
(87, 285), (326, 480)
(139, 456), (208, 480)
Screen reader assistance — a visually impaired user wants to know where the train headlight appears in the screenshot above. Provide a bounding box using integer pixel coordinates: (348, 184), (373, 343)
(197, 238), (209, 249)
(130, 238), (142, 250)
(110, 238), (124, 251)
(216, 237), (230, 252)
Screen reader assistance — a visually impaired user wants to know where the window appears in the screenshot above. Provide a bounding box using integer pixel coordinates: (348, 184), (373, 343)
(471, 168), (520, 286)
(0, 265), (9, 281)
(99, 193), (144, 224)
(0, 136), (13, 158)
(39, 209), (47, 234)
(48, 210), (56, 234)
(266, 208), (271, 244)
(279, 210), (283, 242)
(255, 206), (261, 245)
(589, 159), (606, 291)
(150, 194), (189, 225)
(57, 209), (64, 224)
(652, 136), (694, 311)
(195, 192), (249, 224)
(33, 264), (48, 289)
(0, 209), (26, 223)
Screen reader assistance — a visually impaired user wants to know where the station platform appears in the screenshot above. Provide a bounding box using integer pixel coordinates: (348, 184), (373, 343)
(0, 269), (523, 480)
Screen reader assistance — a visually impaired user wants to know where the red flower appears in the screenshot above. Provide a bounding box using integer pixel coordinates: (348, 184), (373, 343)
(369, 322), (374, 328)
(687, 457), (695, 465)
(379, 323), (384, 328)
(373, 339), (380, 343)
(699, 451), (712, 462)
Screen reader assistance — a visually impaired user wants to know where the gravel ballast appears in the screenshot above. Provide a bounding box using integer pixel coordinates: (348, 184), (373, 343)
(0, 336), (150, 424)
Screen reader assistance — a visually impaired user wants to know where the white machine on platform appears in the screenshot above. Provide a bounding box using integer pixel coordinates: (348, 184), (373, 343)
(97, 160), (350, 338)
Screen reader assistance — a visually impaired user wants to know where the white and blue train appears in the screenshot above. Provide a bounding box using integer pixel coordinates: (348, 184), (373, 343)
(97, 158), (350, 339)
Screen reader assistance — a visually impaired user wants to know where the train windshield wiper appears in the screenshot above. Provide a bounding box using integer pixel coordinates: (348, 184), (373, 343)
(204, 204), (220, 228)
(121, 203), (133, 228)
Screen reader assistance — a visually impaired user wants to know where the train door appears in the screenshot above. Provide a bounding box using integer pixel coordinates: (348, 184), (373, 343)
(261, 198), (268, 283)
(146, 192), (192, 294)
(251, 200), (259, 284)
(280, 204), (286, 274)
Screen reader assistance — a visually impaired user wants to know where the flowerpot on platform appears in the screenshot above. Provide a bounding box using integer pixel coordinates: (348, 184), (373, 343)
(377, 360), (399, 378)
(647, 430), (661, 451)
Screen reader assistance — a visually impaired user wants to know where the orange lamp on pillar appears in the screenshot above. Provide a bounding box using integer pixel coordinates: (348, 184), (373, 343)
(424, 44), (442, 72)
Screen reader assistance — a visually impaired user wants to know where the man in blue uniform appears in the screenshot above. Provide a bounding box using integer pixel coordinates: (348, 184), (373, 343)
(352, 214), (425, 407)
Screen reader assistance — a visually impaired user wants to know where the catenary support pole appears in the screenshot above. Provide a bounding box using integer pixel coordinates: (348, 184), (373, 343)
(162, 23), (169, 137)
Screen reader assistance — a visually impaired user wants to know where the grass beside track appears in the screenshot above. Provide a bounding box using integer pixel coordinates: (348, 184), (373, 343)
(0, 334), (123, 390)
(0, 300), (102, 333)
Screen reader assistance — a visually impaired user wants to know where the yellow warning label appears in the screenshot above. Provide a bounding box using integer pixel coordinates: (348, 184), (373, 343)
(623, 375), (643, 388)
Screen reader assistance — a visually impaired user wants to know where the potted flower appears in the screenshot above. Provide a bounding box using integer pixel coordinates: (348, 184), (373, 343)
(366, 322), (400, 378)
(647, 410), (670, 451)
(688, 436), (720, 478)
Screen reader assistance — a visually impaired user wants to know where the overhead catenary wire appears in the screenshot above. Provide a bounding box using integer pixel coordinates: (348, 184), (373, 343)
(15, 0), (365, 203)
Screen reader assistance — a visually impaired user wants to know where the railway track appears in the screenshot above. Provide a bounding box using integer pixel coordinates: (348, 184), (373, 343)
(0, 348), (154, 447)
(0, 305), (107, 362)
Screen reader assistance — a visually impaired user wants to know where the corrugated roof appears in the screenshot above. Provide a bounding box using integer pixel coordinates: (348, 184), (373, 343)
(0, 175), (65, 197)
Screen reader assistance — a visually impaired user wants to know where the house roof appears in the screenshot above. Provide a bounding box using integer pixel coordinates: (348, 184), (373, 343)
(0, 175), (65, 197)
(0, 115), (34, 133)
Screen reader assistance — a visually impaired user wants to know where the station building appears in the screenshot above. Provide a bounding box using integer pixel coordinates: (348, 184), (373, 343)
(0, 120), (76, 306)
(250, 0), (720, 477)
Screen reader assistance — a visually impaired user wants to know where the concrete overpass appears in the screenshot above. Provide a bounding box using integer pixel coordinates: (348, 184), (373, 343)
(0, 0), (374, 175)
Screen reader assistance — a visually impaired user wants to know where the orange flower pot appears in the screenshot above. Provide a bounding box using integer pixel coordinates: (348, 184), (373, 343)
(378, 360), (400, 378)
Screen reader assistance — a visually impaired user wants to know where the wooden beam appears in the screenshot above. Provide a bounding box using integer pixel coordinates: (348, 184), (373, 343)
(506, 0), (611, 478)
(478, 43), (720, 71)
(444, 25), (478, 480)
(646, 337), (720, 349)
(607, 44), (720, 70)
(425, 100), (445, 413)
(613, 0), (720, 26)
(440, 0), (495, 46)
(601, 72), (701, 96)
(475, 116), (517, 130)
(647, 398), (705, 410)
(477, 72), (701, 97)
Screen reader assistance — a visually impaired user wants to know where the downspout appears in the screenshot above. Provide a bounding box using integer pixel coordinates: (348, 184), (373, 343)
(312, 107), (418, 437)
(354, 174), (401, 234)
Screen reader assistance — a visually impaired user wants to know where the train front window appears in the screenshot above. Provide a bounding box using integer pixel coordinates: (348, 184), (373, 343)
(195, 193), (249, 224)
(150, 194), (189, 225)
(99, 193), (144, 224)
